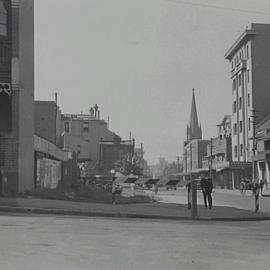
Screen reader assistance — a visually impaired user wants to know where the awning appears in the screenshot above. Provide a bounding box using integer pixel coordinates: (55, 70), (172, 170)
(166, 179), (180, 186)
(145, 179), (160, 185)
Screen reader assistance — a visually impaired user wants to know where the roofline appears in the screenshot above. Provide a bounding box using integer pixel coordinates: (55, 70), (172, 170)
(224, 29), (256, 60)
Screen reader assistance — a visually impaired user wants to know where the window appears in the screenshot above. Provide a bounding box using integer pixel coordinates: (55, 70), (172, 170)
(247, 70), (250, 83)
(239, 97), (242, 110)
(240, 121), (243, 133)
(233, 101), (237, 113)
(234, 123), (237, 135)
(0, 91), (12, 132)
(265, 140), (270, 150)
(246, 45), (249, 58)
(64, 122), (70, 133)
(83, 121), (89, 131)
(233, 79), (236, 90)
(0, 1), (7, 36)
(239, 74), (241, 86)
(248, 93), (250, 107)
(234, 145), (238, 158)
(240, 144), (243, 156)
(248, 118), (251, 131)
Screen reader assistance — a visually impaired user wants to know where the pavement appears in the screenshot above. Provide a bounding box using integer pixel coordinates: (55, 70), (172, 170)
(0, 194), (269, 221)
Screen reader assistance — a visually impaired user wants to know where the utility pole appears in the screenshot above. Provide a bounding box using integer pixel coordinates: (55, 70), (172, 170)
(251, 109), (259, 212)
(250, 109), (258, 181)
(190, 142), (197, 217)
(209, 138), (213, 179)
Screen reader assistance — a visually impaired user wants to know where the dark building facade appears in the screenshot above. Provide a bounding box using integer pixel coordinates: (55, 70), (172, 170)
(0, 0), (35, 193)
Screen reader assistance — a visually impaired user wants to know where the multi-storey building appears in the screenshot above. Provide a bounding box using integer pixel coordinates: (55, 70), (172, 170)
(201, 116), (233, 188)
(225, 24), (270, 163)
(61, 106), (123, 173)
(0, 0), (35, 193)
(35, 100), (62, 147)
(254, 115), (270, 183)
(224, 23), (270, 183)
(217, 115), (231, 139)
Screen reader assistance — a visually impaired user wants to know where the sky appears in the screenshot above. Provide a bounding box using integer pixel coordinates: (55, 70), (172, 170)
(34, 0), (270, 165)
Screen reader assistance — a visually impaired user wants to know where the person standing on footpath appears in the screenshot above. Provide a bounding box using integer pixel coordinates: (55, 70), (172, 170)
(200, 173), (213, 209)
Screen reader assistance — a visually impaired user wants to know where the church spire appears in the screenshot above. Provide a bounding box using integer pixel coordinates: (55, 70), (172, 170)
(186, 88), (202, 141)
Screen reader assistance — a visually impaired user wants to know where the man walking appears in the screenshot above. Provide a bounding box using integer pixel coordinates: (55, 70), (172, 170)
(200, 174), (213, 209)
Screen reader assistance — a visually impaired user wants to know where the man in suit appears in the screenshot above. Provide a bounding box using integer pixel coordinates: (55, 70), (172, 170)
(200, 173), (213, 209)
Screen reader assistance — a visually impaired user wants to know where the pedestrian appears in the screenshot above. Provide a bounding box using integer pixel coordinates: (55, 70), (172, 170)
(200, 174), (213, 209)
(111, 182), (116, 204)
(186, 181), (191, 209)
(154, 184), (158, 195)
(259, 179), (267, 195)
(252, 179), (260, 212)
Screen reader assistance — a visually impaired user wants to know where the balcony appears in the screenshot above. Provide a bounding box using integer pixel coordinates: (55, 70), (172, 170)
(253, 149), (270, 161)
(231, 60), (247, 78)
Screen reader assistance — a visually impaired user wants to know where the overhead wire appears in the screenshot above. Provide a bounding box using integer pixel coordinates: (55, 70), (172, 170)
(166, 0), (270, 16)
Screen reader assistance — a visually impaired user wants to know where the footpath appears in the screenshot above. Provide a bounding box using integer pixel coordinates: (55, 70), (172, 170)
(0, 196), (269, 221)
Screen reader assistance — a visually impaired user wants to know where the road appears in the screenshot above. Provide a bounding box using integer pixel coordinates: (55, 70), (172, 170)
(157, 188), (270, 213)
(0, 214), (270, 270)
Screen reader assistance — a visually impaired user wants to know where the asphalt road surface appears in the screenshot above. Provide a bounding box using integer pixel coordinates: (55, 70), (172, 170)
(0, 214), (270, 270)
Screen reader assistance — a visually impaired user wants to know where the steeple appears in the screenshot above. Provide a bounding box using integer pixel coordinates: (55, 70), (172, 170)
(187, 89), (202, 141)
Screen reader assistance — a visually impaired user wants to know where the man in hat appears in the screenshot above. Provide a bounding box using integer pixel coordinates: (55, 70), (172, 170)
(200, 173), (213, 209)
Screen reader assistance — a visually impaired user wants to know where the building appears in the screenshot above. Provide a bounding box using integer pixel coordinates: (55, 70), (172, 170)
(61, 105), (122, 173)
(99, 138), (135, 174)
(34, 100), (71, 188)
(0, 0), (35, 193)
(201, 115), (233, 188)
(35, 100), (62, 147)
(253, 115), (270, 183)
(217, 115), (231, 139)
(224, 23), (270, 181)
(182, 89), (209, 176)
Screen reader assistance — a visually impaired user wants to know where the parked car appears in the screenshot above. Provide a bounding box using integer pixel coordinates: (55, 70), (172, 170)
(165, 180), (179, 190)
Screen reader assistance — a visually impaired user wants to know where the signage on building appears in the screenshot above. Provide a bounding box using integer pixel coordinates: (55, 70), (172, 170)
(230, 161), (252, 169)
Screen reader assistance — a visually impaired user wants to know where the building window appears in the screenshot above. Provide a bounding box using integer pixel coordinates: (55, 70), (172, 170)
(239, 74), (241, 86)
(234, 123), (237, 135)
(0, 1), (7, 36)
(233, 101), (237, 113)
(247, 70), (250, 83)
(83, 121), (89, 131)
(246, 45), (249, 58)
(249, 118), (251, 131)
(234, 145), (237, 158)
(233, 79), (236, 91)
(64, 122), (70, 133)
(265, 140), (270, 150)
(240, 121), (243, 133)
(248, 93), (250, 107)
(240, 144), (243, 156)
(0, 91), (12, 132)
(239, 97), (242, 110)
